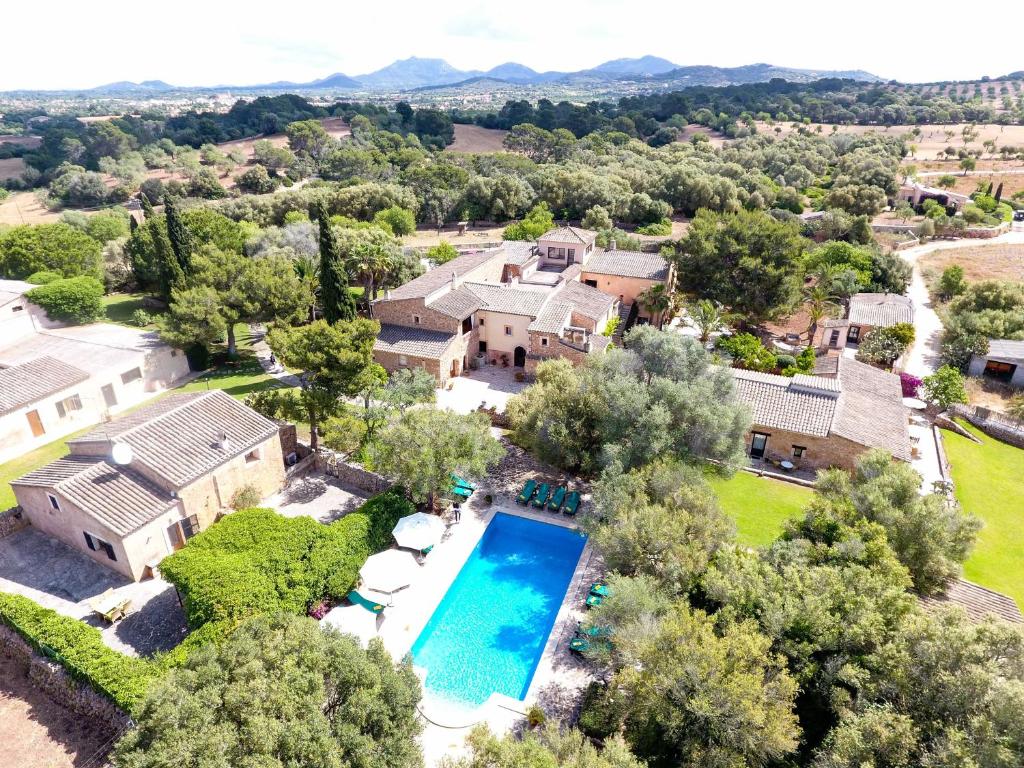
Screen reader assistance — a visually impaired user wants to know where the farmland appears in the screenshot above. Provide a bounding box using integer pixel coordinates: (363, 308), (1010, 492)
(445, 123), (507, 153)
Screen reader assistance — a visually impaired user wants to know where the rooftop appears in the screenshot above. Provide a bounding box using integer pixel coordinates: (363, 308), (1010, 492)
(13, 457), (177, 537)
(425, 287), (483, 320)
(986, 338), (1024, 363)
(528, 301), (573, 334)
(0, 279), (34, 307)
(67, 390), (281, 488)
(538, 226), (596, 245)
(0, 356), (90, 416)
(581, 249), (671, 280)
(553, 280), (616, 322)
(498, 241), (538, 267)
(848, 293), (914, 328)
(919, 578), (1023, 624)
(732, 368), (838, 437)
(465, 282), (551, 317)
(385, 250), (499, 301)
(0, 325), (169, 376)
(374, 324), (456, 360)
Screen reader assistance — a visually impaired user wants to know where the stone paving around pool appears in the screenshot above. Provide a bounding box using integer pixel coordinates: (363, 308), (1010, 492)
(361, 492), (603, 766)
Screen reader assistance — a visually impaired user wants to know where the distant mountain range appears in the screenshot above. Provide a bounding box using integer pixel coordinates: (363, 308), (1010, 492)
(8, 57), (882, 95)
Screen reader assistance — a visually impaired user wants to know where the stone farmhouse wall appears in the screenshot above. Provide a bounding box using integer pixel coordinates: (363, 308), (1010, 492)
(0, 508), (28, 538)
(743, 424), (870, 472)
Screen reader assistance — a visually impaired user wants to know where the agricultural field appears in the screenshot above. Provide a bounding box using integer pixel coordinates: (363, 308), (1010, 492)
(0, 190), (70, 225)
(0, 157), (26, 181)
(445, 124), (508, 153)
(919, 244), (1024, 284)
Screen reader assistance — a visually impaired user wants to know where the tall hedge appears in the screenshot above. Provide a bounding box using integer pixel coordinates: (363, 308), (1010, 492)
(26, 276), (105, 324)
(0, 591), (158, 713)
(160, 489), (413, 629)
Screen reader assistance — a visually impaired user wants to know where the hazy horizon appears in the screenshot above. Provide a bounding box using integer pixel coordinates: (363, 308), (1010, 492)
(3, 0), (1020, 90)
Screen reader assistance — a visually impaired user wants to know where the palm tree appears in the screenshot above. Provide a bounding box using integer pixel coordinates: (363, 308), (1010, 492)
(804, 284), (840, 340)
(690, 299), (726, 344)
(292, 254), (319, 322)
(637, 284), (674, 327)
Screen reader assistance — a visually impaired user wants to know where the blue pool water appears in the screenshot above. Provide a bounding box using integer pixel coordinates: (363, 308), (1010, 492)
(411, 512), (587, 708)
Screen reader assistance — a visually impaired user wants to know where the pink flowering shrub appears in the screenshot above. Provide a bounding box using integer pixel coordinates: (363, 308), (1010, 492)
(900, 372), (923, 398)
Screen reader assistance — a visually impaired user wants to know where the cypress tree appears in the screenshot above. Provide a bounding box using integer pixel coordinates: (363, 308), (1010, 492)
(164, 198), (194, 276)
(139, 193), (155, 219)
(994, 182), (1004, 203)
(312, 201), (357, 323)
(153, 220), (184, 301)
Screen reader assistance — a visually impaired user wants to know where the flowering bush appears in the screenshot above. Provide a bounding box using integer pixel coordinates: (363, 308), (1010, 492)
(900, 372), (923, 398)
(308, 600), (330, 620)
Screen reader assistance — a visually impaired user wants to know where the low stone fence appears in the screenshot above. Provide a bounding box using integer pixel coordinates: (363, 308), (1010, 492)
(948, 403), (1024, 449)
(0, 507), (28, 539)
(0, 623), (132, 732)
(315, 450), (392, 495)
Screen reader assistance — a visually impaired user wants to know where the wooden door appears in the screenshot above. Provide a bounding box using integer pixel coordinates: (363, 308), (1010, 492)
(26, 410), (44, 437)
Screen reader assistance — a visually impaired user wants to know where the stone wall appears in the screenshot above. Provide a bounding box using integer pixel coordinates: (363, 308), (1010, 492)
(0, 507), (28, 539)
(744, 425), (871, 472)
(316, 452), (392, 495)
(948, 404), (1024, 449)
(0, 622), (131, 732)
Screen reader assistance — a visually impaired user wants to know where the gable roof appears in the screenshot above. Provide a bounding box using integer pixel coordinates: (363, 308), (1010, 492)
(528, 301), (573, 334)
(985, 339), (1024, 364)
(539, 226), (596, 245)
(848, 293), (914, 327)
(426, 287), (483, 319)
(384, 250), (500, 300)
(582, 249), (671, 280)
(67, 390), (280, 488)
(0, 357), (90, 415)
(553, 280), (616, 322)
(374, 324), (456, 360)
(920, 579), (1023, 624)
(732, 368), (839, 437)
(13, 456), (177, 536)
(499, 241), (538, 266)
(464, 282), (551, 317)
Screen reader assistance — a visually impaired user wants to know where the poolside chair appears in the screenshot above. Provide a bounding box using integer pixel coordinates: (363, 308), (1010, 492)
(547, 485), (567, 512)
(532, 483), (551, 508)
(569, 635), (591, 654)
(348, 590), (385, 614)
(451, 484), (473, 500)
(585, 593), (603, 608)
(590, 583), (610, 598)
(516, 479), (537, 505)
(451, 474), (476, 492)
(563, 490), (581, 516)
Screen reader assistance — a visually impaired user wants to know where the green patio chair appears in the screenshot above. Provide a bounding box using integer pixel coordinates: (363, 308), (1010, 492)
(348, 590), (384, 614)
(516, 479), (537, 505)
(563, 490), (581, 516)
(532, 483), (551, 508)
(451, 474), (476, 492)
(585, 593), (603, 608)
(451, 484), (473, 500)
(547, 485), (567, 512)
(568, 635), (590, 654)
(590, 583), (610, 598)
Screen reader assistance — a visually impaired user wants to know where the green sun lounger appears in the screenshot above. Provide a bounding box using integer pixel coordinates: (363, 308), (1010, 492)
(532, 483), (551, 508)
(516, 479), (537, 505)
(590, 583), (610, 597)
(348, 590), (384, 614)
(585, 593), (603, 608)
(452, 484), (473, 500)
(547, 486), (567, 512)
(569, 635), (591, 653)
(451, 474), (476, 491)
(563, 490), (581, 516)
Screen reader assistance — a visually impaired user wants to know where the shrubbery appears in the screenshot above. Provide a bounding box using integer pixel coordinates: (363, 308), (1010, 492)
(26, 276), (105, 323)
(26, 270), (63, 285)
(0, 591), (159, 712)
(160, 489), (414, 629)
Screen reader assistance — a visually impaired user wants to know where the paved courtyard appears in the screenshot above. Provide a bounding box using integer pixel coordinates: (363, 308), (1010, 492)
(0, 528), (187, 657)
(267, 474), (370, 523)
(436, 366), (527, 414)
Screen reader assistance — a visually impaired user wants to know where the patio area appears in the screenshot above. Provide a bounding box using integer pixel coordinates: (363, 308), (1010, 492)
(267, 473), (370, 523)
(0, 528), (187, 657)
(436, 365), (528, 414)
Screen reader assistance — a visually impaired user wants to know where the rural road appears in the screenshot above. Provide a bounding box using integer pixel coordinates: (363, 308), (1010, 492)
(917, 169), (1024, 177)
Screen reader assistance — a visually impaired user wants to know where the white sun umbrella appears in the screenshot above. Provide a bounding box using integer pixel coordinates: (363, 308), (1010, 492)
(321, 604), (378, 648)
(359, 549), (420, 594)
(392, 512), (445, 552)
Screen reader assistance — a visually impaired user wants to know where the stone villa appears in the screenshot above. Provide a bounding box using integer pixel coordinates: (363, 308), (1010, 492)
(11, 390), (289, 581)
(732, 356), (912, 471)
(371, 227), (673, 385)
(813, 292), (915, 353)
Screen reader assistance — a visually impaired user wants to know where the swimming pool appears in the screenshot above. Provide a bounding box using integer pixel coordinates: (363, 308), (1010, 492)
(411, 512), (587, 708)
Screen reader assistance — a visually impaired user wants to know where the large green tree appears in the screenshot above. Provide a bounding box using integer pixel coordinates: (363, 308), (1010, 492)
(0, 222), (103, 279)
(113, 612), (422, 768)
(163, 197), (194, 277)
(313, 201), (358, 323)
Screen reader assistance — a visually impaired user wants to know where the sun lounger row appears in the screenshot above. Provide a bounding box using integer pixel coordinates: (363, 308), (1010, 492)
(515, 479), (581, 514)
(568, 622), (613, 654)
(450, 474), (476, 500)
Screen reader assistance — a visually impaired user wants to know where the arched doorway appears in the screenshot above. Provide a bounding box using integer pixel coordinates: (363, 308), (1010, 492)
(513, 346), (526, 368)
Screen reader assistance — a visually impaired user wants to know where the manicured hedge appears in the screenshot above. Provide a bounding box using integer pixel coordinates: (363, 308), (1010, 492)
(0, 591), (159, 713)
(26, 276), (105, 324)
(160, 488), (414, 629)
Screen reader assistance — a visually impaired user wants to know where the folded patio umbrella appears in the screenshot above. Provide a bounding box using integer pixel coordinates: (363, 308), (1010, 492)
(321, 604), (378, 648)
(392, 512), (445, 552)
(359, 549), (419, 594)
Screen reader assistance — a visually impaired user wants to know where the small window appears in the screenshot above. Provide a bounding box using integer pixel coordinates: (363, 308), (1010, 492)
(792, 446), (806, 458)
(504, 325), (512, 336)
(478, 317), (485, 326)
(540, 337), (549, 347)
(48, 494), (60, 512)
(557, 248), (565, 258)
(547, 247), (555, 257)
(12, 305), (23, 312)
(568, 249), (575, 259)
(245, 448), (261, 464)
(398, 354), (408, 365)
(84, 532), (117, 561)
(121, 367), (142, 384)
(56, 394), (83, 419)
(181, 514), (200, 540)
(413, 315), (421, 325)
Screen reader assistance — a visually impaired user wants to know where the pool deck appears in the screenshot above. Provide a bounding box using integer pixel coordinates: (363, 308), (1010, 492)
(369, 493), (603, 765)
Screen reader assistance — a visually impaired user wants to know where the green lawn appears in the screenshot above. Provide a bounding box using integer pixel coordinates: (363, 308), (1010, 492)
(943, 422), (1024, 609)
(709, 471), (814, 547)
(178, 358), (289, 400)
(102, 293), (164, 328)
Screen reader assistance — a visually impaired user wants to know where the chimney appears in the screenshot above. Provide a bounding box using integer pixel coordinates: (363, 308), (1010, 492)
(608, 239), (617, 251)
(584, 338), (593, 353)
(217, 430), (231, 452)
(450, 272), (457, 289)
(384, 289), (392, 300)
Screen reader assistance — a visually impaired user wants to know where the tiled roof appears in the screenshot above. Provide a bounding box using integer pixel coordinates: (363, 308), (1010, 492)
(0, 357), (90, 415)
(920, 579), (1023, 624)
(385, 251), (500, 300)
(559, 334), (612, 355)
(0, 326), (167, 377)
(554, 280), (616, 322)
(833, 358), (911, 461)
(528, 301), (573, 334)
(465, 282), (550, 317)
(499, 241), (537, 266)
(426, 287), (483, 319)
(732, 369), (838, 437)
(986, 339), (1024, 364)
(68, 390), (281, 488)
(848, 293), (913, 327)
(539, 226), (596, 245)
(813, 354), (840, 376)
(582, 249), (671, 280)
(13, 457), (177, 536)
(0, 279), (33, 307)
(374, 324), (456, 360)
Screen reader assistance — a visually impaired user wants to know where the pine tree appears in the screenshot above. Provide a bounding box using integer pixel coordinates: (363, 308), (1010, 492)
(164, 198), (194, 276)
(312, 202), (357, 323)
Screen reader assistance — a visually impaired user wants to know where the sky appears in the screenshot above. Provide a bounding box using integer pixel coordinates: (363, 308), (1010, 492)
(2, 0), (1018, 90)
